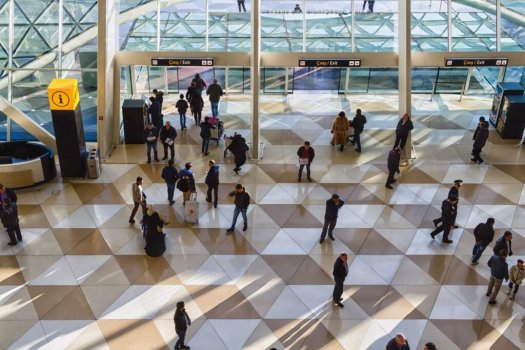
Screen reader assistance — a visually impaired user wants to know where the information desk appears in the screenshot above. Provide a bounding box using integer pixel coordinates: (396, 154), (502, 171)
(0, 141), (56, 188)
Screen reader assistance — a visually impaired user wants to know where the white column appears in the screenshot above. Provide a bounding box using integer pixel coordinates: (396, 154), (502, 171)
(6, 0), (13, 141)
(250, 0), (260, 160)
(58, 0), (64, 75)
(398, 0), (412, 159)
(496, 0), (501, 51)
(98, 0), (119, 157)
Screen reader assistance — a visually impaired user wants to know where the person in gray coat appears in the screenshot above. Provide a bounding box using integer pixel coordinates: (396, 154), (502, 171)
(471, 121), (489, 164)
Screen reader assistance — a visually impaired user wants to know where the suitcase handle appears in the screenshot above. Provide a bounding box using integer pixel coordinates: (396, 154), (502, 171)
(190, 192), (197, 201)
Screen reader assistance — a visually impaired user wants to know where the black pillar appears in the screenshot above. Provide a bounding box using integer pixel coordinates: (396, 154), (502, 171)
(51, 103), (87, 177)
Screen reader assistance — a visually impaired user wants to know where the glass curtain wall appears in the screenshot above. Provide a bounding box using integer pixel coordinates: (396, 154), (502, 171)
(0, 0), (98, 141)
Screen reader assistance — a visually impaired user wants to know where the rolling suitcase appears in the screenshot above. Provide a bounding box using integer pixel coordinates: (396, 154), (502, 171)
(184, 193), (199, 224)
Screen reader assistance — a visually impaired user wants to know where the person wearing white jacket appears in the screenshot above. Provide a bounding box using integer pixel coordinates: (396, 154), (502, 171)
(508, 259), (525, 300)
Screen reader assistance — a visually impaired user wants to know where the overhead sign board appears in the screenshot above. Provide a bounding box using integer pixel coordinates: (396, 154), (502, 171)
(444, 58), (508, 67)
(151, 58), (214, 67)
(298, 59), (361, 67)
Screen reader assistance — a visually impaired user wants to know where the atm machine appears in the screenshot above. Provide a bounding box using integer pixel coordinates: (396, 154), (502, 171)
(489, 82), (524, 127)
(496, 95), (525, 139)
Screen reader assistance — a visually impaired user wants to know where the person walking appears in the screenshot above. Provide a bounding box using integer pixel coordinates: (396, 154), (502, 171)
(176, 94), (189, 130)
(205, 160), (220, 208)
(159, 121), (177, 161)
(433, 179), (462, 228)
(330, 111), (350, 151)
(367, 0), (375, 12)
(507, 259), (525, 300)
(177, 163), (196, 206)
(0, 198), (21, 245)
(0, 184), (21, 243)
(493, 231), (513, 257)
(129, 176), (146, 224)
(148, 96), (163, 129)
(332, 252), (348, 308)
(226, 183), (250, 233)
(161, 159), (179, 205)
(385, 147), (401, 189)
(350, 108), (366, 152)
(226, 133), (249, 174)
(186, 82), (204, 125)
(424, 343), (437, 350)
(393, 112), (414, 151)
(174, 301), (192, 350)
(386, 333), (410, 350)
(471, 218), (495, 265)
(237, 0), (246, 12)
(297, 141), (315, 182)
(473, 116), (488, 141)
(319, 194), (344, 243)
(191, 73), (207, 93)
(144, 122), (159, 163)
(429, 196), (457, 243)
(471, 121), (489, 164)
(200, 116), (215, 156)
(206, 79), (224, 118)
(486, 249), (509, 305)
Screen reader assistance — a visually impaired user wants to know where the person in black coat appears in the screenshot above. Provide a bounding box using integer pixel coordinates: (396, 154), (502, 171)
(430, 197), (457, 243)
(350, 108), (367, 152)
(385, 147), (401, 189)
(493, 231), (513, 256)
(433, 179), (462, 228)
(227, 134), (249, 174)
(205, 160), (220, 208)
(297, 141), (315, 182)
(0, 184), (21, 244)
(226, 184), (251, 233)
(386, 333), (410, 350)
(159, 121), (177, 161)
(332, 253), (348, 308)
(152, 89), (164, 113)
(393, 112), (414, 151)
(0, 198), (21, 245)
(143, 206), (169, 257)
(186, 82), (204, 125)
(200, 117), (215, 155)
(143, 122), (159, 163)
(148, 96), (163, 129)
(174, 301), (192, 350)
(471, 121), (489, 164)
(161, 159), (179, 205)
(320, 194), (344, 243)
(471, 217), (495, 265)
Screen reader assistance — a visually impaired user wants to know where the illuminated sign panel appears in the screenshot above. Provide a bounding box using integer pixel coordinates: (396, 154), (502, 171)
(298, 59), (361, 67)
(151, 58), (214, 66)
(444, 58), (508, 67)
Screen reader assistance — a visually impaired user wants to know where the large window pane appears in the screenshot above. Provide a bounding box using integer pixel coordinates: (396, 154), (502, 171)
(63, 1), (98, 70)
(354, 0), (397, 52)
(0, 0), (8, 78)
(261, 1), (304, 52)
(411, 0), (448, 52)
(120, 1), (157, 51)
(451, 2), (495, 51)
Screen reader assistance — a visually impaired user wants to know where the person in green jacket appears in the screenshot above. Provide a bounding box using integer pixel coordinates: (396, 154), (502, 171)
(206, 79), (224, 117)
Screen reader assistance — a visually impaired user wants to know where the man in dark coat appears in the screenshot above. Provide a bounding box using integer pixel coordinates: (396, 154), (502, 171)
(487, 249), (509, 305)
(159, 121), (177, 161)
(206, 79), (224, 117)
(350, 108), (367, 152)
(200, 116), (215, 156)
(226, 184), (250, 233)
(471, 121), (489, 164)
(152, 89), (164, 114)
(0, 184), (21, 243)
(385, 147), (401, 189)
(186, 82), (204, 125)
(471, 217), (495, 265)
(332, 252), (348, 308)
(393, 112), (413, 150)
(386, 333), (410, 350)
(493, 231), (513, 257)
(161, 159), (179, 205)
(148, 96), (162, 129)
(297, 141), (315, 182)
(227, 134), (248, 174)
(319, 194), (344, 243)
(433, 179), (462, 228)
(205, 160), (220, 208)
(174, 301), (192, 350)
(430, 196), (457, 243)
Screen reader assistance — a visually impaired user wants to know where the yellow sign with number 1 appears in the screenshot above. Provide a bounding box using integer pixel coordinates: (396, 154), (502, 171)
(48, 79), (80, 111)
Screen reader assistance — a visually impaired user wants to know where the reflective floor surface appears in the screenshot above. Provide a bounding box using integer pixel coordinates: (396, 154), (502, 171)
(1, 92), (525, 349)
